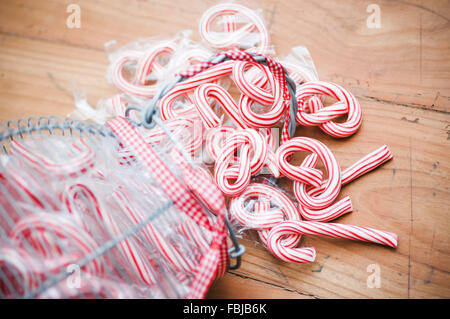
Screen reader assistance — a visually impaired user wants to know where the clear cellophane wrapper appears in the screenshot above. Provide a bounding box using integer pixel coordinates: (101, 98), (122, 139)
(198, 0), (276, 56)
(227, 174), (296, 244)
(0, 118), (224, 299)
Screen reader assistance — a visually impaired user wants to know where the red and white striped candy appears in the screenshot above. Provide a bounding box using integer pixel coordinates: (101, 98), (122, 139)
(160, 61), (235, 120)
(112, 188), (197, 274)
(294, 145), (393, 220)
(268, 221), (398, 263)
(11, 138), (95, 179)
(135, 41), (177, 85)
(193, 82), (247, 129)
(214, 129), (267, 196)
(10, 214), (105, 276)
(230, 193), (284, 230)
(199, 3), (270, 54)
(143, 116), (203, 155)
(293, 153), (352, 222)
(295, 81), (362, 138)
(111, 42), (176, 97)
(276, 138), (342, 210)
(233, 61), (285, 128)
(230, 183), (302, 249)
(0, 246), (38, 297)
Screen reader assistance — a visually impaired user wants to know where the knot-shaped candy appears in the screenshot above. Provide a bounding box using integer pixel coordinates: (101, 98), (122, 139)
(275, 137), (342, 209)
(295, 81), (362, 138)
(214, 129), (267, 196)
(230, 183), (302, 249)
(233, 61), (285, 128)
(193, 82), (247, 129)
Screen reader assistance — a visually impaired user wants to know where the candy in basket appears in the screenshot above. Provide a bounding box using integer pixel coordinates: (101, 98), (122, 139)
(0, 115), (236, 299)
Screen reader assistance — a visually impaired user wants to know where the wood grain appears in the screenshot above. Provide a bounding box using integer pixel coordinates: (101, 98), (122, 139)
(0, 0), (448, 298)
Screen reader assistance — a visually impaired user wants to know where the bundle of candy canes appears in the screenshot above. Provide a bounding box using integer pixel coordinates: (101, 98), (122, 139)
(74, 1), (397, 265)
(0, 117), (233, 298)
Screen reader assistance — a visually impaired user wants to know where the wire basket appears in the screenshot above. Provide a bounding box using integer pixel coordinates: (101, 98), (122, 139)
(0, 116), (232, 299)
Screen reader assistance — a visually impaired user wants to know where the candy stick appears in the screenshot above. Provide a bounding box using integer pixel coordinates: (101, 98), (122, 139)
(0, 246), (38, 297)
(268, 221), (398, 263)
(231, 197), (284, 229)
(233, 61), (276, 105)
(205, 126), (235, 162)
(294, 145), (393, 218)
(294, 153), (353, 222)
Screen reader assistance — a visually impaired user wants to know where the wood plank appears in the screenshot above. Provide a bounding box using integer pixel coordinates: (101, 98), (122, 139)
(0, 33), (114, 121)
(0, 0), (448, 111)
(206, 273), (313, 299)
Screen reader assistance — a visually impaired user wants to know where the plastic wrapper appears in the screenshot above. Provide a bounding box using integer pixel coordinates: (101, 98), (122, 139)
(198, 0), (275, 55)
(227, 175), (297, 245)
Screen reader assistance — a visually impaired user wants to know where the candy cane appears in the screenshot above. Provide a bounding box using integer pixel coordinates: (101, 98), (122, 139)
(268, 221), (398, 263)
(199, 3), (270, 54)
(159, 60), (235, 120)
(1, 165), (59, 211)
(295, 81), (362, 138)
(214, 129), (267, 196)
(111, 51), (158, 97)
(234, 61), (285, 128)
(11, 138), (95, 178)
(276, 137), (342, 205)
(0, 246), (38, 297)
(112, 188), (198, 274)
(294, 145), (393, 219)
(10, 214), (105, 276)
(230, 183), (302, 249)
(111, 42), (176, 98)
(231, 196), (284, 229)
(135, 41), (177, 85)
(193, 82), (247, 129)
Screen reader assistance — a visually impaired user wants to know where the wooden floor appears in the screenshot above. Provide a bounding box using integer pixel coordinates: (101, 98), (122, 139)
(0, 0), (449, 298)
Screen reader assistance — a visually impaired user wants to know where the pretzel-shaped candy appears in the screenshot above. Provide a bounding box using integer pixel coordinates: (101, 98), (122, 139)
(295, 81), (362, 138)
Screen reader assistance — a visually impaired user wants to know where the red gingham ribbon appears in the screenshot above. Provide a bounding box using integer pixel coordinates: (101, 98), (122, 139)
(107, 117), (228, 298)
(178, 50), (292, 143)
